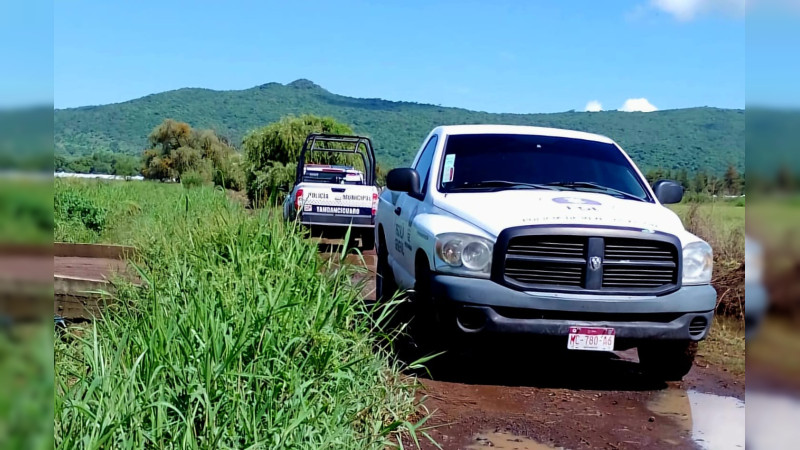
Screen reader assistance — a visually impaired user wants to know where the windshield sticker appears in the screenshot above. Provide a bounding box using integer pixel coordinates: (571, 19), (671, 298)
(443, 154), (456, 183)
(553, 197), (601, 206)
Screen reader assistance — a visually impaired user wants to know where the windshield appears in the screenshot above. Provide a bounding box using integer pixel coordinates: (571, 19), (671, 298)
(438, 133), (652, 202)
(302, 170), (364, 185)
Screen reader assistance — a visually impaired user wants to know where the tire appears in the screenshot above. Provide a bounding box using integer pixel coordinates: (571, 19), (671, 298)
(360, 229), (375, 251)
(407, 256), (450, 357)
(638, 340), (698, 381)
(376, 232), (398, 303)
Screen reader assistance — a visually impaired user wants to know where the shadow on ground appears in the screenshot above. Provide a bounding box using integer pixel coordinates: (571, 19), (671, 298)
(391, 330), (667, 392)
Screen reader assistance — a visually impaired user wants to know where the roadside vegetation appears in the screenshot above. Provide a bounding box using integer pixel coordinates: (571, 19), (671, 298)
(669, 199), (746, 373)
(54, 178), (425, 448)
(670, 199), (745, 319)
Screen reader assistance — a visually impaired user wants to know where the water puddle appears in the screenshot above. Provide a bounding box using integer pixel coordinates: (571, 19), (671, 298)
(649, 388), (745, 449)
(746, 389), (800, 449)
(466, 431), (563, 450)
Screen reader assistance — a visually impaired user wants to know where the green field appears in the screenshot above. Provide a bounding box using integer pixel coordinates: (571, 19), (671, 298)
(54, 179), (426, 449)
(670, 200), (745, 274)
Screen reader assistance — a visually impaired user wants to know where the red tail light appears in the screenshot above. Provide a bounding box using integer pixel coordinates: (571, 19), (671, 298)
(295, 189), (304, 209)
(371, 193), (378, 215)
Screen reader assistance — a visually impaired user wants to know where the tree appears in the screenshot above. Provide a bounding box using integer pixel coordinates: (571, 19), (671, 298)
(112, 154), (140, 177)
(243, 114), (355, 168)
(676, 168), (690, 190)
(242, 114), (358, 206)
(691, 171), (708, 194)
(55, 155), (68, 172)
(141, 119), (244, 189)
(777, 166), (795, 192)
(723, 164), (742, 195)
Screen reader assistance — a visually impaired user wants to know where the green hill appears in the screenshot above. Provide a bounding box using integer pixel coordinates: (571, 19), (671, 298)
(54, 79), (744, 174)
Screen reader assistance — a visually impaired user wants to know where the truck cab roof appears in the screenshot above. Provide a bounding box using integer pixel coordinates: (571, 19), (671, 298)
(433, 124), (615, 144)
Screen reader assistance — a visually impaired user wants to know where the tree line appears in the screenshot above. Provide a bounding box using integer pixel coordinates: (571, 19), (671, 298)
(643, 165), (745, 197)
(55, 152), (140, 177)
(55, 114), (742, 204)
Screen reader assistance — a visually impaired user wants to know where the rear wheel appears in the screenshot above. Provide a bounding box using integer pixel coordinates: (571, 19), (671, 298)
(359, 229), (375, 251)
(638, 340), (698, 381)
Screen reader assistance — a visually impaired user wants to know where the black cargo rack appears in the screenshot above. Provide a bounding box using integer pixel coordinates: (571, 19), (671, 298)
(295, 133), (377, 186)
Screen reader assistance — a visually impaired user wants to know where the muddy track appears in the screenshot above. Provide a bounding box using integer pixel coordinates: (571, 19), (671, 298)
(339, 251), (745, 450)
(399, 348), (743, 450)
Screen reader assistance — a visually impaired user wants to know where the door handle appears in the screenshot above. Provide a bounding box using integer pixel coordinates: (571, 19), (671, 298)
(394, 207), (402, 216)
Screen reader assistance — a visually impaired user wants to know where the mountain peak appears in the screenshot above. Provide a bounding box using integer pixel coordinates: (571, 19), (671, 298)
(287, 79), (323, 90)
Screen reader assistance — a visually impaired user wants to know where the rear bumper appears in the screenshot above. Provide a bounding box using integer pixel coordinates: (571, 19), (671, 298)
(299, 213), (374, 228)
(431, 274), (716, 342)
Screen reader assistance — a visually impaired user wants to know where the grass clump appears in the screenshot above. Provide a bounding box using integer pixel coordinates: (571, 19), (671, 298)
(670, 202), (745, 319)
(54, 179), (423, 448)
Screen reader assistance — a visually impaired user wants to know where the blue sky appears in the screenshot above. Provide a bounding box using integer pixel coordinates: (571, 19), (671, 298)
(0, 0), (53, 108)
(48, 0), (751, 112)
(746, 3), (800, 108)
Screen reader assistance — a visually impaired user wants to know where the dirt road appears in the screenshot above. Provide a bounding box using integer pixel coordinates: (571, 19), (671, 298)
(56, 243), (746, 449)
(342, 248), (745, 450)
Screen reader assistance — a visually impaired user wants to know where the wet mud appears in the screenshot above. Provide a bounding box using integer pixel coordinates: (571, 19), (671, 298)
(399, 344), (745, 450)
(329, 242), (746, 450)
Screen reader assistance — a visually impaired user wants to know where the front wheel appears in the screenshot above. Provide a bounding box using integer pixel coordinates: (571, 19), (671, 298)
(638, 340), (698, 381)
(376, 232), (397, 302)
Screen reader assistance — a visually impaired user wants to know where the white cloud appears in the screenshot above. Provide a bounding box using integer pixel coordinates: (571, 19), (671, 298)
(650, 0), (745, 21)
(619, 98), (658, 112)
(584, 100), (603, 112)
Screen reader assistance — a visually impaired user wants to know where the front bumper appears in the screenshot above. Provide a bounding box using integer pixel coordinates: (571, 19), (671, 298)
(431, 275), (717, 342)
(745, 281), (768, 340)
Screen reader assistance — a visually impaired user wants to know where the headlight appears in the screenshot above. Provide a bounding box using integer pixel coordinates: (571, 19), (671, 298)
(435, 233), (494, 277)
(682, 241), (713, 285)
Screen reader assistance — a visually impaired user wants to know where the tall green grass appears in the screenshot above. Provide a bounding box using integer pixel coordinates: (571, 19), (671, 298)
(54, 179), (426, 448)
(669, 202), (744, 270)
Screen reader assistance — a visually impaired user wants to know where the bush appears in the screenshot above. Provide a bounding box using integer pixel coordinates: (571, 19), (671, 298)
(54, 189), (107, 233)
(682, 203), (744, 318)
(180, 169), (210, 189)
(247, 162), (297, 208)
(213, 153), (247, 191)
(243, 115), (358, 207)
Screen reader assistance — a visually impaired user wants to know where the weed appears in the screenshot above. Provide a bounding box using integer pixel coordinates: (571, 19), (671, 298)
(54, 179), (423, 448)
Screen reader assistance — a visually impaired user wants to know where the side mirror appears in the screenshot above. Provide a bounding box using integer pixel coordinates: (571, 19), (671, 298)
(652, 179), (684, 204)
(386, 168), (423, 199)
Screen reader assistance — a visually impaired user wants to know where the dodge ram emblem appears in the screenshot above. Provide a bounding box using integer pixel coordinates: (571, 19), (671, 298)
(589, 256), (602, 271)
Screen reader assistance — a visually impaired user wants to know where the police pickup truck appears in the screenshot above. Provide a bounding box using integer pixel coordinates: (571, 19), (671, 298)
(283, 133), (379, 249)
(375, 125), (716, 380)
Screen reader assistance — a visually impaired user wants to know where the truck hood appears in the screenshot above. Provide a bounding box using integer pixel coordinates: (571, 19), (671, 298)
(434, 190), (686, 238)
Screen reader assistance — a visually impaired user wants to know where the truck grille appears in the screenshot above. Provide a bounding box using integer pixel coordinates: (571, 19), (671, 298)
(500, 233), (679, 295)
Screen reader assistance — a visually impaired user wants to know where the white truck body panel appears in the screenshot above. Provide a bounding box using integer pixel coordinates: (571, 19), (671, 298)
(376, 124), (707, 290)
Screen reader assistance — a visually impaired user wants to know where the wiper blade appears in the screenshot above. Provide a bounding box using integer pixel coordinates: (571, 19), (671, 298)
(544, 181), (646, 201)
(453, 180), (560, 191)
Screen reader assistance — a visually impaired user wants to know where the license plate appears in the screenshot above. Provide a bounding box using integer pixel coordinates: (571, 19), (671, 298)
(567, 326), (615, 351)
(310, 205), (372, 216)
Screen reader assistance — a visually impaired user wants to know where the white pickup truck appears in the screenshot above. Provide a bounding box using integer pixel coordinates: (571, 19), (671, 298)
(375, 125), (716, 380)
(283, 133), (379, 249)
